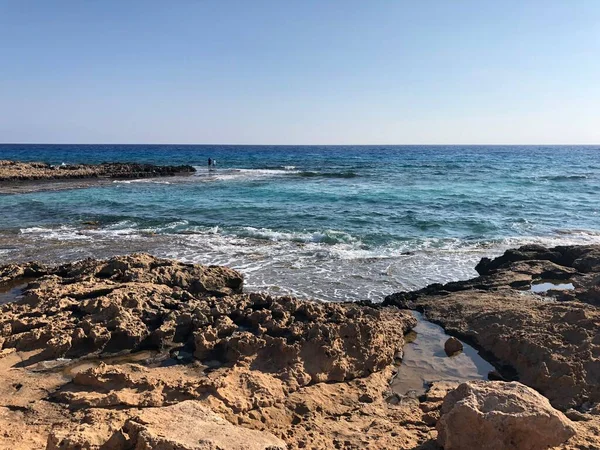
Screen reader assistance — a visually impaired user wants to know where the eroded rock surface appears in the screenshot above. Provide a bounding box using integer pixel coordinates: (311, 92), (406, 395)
(0, 254), (420, 449)
(3, 247), (600, 449)
(49, 400), (287, 450)
(437, 381), (576, 450)
(0, 253), (414, 389)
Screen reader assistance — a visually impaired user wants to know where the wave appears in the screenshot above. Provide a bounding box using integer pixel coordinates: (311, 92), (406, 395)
(13, 223), (600, 302)
(230, 227), (358, 245)
(537, 174), (590, 181)
(298, 171), (359, 179)
(189, 167), (361, 182)
(112, 179), (172, 185)
(191, 167), (300, 182)
(18, 220), (600, 260)
(20, 225), (92, 241)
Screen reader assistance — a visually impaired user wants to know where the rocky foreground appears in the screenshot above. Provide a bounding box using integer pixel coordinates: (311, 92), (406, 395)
(0, 246), (600, 449)
(0, 160), (195, 182)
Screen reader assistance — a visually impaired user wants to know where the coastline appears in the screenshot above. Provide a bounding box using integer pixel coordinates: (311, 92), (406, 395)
(1, 246), (599, 448)
(0, 160), (196, 194)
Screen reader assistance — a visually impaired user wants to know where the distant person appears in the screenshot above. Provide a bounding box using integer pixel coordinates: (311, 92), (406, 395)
(208, 158), (212, 168)
(212, 159), (217, 167)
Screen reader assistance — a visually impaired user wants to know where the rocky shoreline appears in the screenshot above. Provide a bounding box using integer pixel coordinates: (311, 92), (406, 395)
(1, 246), (599, 448)
(0, 160), (196, 192)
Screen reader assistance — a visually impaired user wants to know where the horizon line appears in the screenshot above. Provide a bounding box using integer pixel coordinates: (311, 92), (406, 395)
(1, 142), (600, 147)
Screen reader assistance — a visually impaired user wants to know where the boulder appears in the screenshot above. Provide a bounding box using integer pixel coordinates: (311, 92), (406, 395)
(443, 337), (463, 356)
(436, 381), (576, 450)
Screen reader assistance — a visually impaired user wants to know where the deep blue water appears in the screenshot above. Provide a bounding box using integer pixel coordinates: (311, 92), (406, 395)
(1, 144), (599, 301)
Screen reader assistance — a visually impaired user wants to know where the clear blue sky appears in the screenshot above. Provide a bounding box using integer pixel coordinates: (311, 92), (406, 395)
(1, 1), (599, 144)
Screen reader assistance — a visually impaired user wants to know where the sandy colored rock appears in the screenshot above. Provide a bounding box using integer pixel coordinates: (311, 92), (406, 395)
(51, 400), (287, 450)
(0, 254), (414, 390)
(0, 254), (422, 450)
(437, 381), (576, 450)
(4, 247), (600, 449)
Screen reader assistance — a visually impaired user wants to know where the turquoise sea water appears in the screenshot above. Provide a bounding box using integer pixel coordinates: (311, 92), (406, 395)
(1, 144), (600, 301)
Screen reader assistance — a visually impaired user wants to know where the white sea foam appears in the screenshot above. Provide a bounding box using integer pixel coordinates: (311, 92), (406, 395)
(233, 226), (356, 244)
(190, 167), (300, 183)
(13, 224), (600, 302)
(113, 179), (172, 185)
(20, 225), (92, 241)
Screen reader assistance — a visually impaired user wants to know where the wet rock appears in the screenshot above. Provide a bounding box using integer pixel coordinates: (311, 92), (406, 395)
(474, 244), (563, 275)
(487, 370), (507, 381)
(437, 381), (576, 450)
(443, 337), (463, 356)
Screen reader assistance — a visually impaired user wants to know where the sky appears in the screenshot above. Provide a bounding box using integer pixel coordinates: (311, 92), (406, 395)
(1, 1), (599, 145)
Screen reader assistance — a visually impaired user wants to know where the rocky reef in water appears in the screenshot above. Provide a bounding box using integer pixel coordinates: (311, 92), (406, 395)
(1, 247), (599, 449)
(0, 160), (195, 181)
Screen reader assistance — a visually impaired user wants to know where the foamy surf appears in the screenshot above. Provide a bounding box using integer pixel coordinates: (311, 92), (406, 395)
(10, 222), (600, 302)
(190, 167), (301, 183)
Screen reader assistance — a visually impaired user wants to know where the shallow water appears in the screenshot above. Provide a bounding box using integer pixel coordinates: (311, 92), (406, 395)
(530, 281), (575, 293)
(2, 145), (600, 301)
(392, 312), (494, 395)
(30, 350), (183, 376)
(0, 280), (30, 304)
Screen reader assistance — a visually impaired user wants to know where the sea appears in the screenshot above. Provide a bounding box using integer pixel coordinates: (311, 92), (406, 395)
(1, 144), (599, 302)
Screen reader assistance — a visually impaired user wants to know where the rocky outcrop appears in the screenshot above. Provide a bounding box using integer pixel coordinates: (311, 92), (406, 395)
(0, 254), (421, 449)
(4, 248), (600, 449)
(0, 254), (414, 389)
(0, 254), (244, 358)
(437, 381), (576, 450)
(0, 159), (195, 181)
(384, 244), (600, 411)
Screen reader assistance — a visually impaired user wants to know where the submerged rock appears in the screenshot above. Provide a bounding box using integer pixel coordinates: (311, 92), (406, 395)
(437, 381), (576, 450)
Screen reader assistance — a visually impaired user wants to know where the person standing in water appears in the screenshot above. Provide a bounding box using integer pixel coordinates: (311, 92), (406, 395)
(207, 158), (212, 168)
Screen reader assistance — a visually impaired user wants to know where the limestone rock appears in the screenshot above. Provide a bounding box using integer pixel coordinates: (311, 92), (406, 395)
(112, 400), (287, 450)
(0, 254), (415, 393)
(437, 381), (576, 450)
